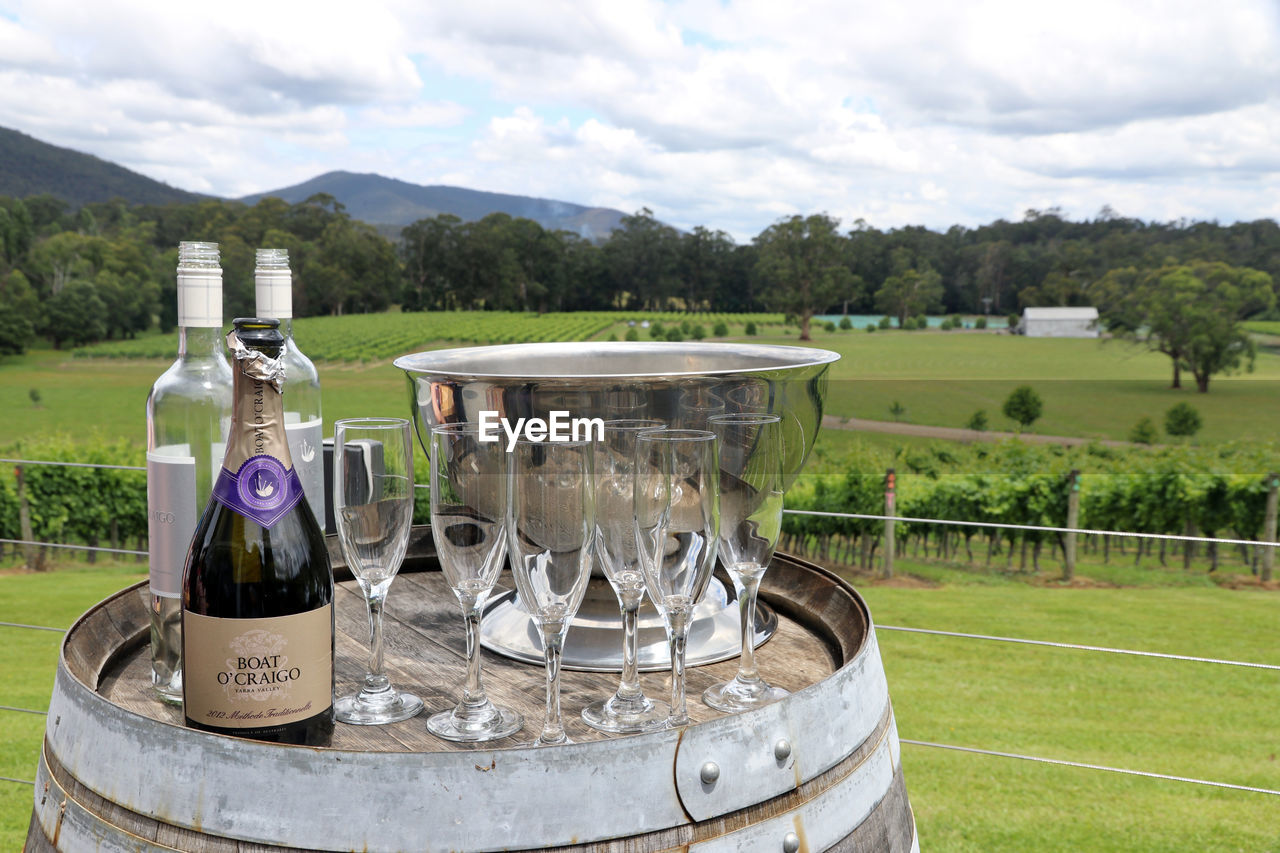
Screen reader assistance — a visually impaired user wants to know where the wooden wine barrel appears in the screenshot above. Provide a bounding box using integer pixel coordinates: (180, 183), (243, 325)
(26, 528), (916, 852)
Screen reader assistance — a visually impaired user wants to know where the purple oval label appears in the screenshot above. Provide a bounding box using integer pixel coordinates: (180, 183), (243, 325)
(238, 456), (288, 512)
(211, 455), (306, 530)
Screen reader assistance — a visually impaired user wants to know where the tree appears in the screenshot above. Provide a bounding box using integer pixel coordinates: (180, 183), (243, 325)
(401, 215), (463, 310)
(0, 199), (34, 263)
(965, 410), (988, 432)
(1002, 385), (1043, 431)
(1165, 403), (1203, 439)
(1129, 417), (1158, 445)
(26, 231), (99, 297)
(754, 214), (857, 340)
(43, 281), (107, 348)
(974, 240), (1014, 314)
(1096, 262), (1274, 392)
(874, 267), (943, 327)
(0, 312), (34, 356)
(677, 226), (735, 311)
(603, 209), (680, 310)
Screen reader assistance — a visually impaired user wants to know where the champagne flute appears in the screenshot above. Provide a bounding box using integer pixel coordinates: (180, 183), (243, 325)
(505, 437), (595, 746)
(332, 418), (424, 725)
(426, 423), (523, 742)
(581, 420), (670, 734)
(634, 429), (719, 728)
(702, 413), (788, 712)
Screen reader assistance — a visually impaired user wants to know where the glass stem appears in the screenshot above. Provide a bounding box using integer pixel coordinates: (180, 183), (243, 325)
(363, 592), (390, 695)
(617, 590), (643, 701)
(668, 610), (692, 727)
(461, 599), (486, 705)
(735, 570), (764, 684)
(540, 628), (567, 743)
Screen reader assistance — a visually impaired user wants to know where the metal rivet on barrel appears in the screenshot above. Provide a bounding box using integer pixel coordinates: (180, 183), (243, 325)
(774, 738), (792, 762)
(783, 831), (801, 853)
(699, 761), (720, 785)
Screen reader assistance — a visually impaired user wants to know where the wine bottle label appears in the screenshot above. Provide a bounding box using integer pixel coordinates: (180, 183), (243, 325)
(146, 448), (197, 598)
(211, 455), (306, 529)
(177, 270), (222, 328)
(286, 417), (326, 532)
(184, 606), (333, 728)
(255, 268), (292, 319)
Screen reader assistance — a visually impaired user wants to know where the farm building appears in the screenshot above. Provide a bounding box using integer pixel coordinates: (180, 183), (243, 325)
(1018, 306), (1100, 338)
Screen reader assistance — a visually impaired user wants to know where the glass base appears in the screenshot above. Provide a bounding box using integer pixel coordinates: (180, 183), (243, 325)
(581, 695), (671, 734)
(702, 677), (789, 713)
(335, 690), (424, 726)
(532, 733), (573, 747)
(427, 702), (523, 743)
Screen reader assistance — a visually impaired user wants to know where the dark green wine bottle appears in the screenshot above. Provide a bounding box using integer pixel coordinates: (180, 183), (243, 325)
(182, 318), (334, 745)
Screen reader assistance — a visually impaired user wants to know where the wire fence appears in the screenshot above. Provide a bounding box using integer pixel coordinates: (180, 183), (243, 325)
(782, 508), (1280, 550)
(0, 459), (1277, 801)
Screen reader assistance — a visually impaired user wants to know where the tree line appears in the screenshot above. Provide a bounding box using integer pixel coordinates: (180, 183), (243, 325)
(2, 192), (1279, 358)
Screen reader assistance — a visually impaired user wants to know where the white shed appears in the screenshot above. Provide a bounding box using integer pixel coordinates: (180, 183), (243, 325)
(1020, 307), (1099, 338)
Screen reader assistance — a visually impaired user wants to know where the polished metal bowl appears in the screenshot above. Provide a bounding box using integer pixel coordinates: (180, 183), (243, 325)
(395, 341), (840, 670)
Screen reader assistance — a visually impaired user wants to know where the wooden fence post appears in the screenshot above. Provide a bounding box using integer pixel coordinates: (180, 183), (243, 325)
(1064, 469), (1080, 582)
(883, 468), (895, 580)
(1262, 472), (1278, 583)
(14, 464), (41, 571)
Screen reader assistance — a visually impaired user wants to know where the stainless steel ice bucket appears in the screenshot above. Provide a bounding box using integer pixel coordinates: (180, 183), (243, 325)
(394, 341), (840, 669)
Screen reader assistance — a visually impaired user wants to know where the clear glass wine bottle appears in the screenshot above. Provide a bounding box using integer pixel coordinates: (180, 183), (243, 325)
(145, 241), (233, 705)
(255, 248), (325, 531)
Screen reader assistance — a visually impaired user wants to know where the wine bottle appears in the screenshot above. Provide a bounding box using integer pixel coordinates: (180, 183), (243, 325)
(255, 248), (326, 531)
(182, 318), (334, 745)
(145, 241), (233, 705)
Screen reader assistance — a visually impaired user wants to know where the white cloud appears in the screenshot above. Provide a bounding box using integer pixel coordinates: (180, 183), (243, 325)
(359, 102), (469, 128)
(1, 0), (1279, 236)
(0, 15), (57, 67)
(5, 0), (422, 109)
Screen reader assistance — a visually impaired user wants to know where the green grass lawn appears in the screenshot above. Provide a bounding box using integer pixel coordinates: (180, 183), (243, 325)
(0, 350), (412, 450)
(8, 326), (1280, 454)
(742, 327), (1280, 443)
(0, 562), (147, 849)
(2, 562), (1278, 850)
(860, 572), (1280, 851)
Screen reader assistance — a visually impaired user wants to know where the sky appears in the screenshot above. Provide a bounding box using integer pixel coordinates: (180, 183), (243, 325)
(1, 0), (1278, 242)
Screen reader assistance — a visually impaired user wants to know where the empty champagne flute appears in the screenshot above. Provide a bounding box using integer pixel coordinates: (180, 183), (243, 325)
(634, 429), (719, 728)
(581, 420), (670, 734)
(505, 437), (595, 746)
(332, 418), (424, 725)
(426, 423), (523, 742)
(702, 413), (788, 712)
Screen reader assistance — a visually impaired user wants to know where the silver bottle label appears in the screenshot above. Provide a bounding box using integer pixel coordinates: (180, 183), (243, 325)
(287, 418), (325, 532)
(147, 449), (197, 598)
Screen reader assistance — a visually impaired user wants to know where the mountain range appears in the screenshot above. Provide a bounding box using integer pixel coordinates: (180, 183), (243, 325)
(0, 125), (629, 238)
(0, 126), (205, 207)
(238, 171), (626, 238)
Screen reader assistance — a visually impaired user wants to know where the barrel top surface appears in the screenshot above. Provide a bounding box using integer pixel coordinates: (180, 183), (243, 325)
(81, 550), (865, 753)
(39, 540), (913, 851)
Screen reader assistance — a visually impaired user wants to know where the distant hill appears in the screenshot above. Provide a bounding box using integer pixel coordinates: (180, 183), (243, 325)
(0, 126), (630, 238)
(239, 171), (628, 239)
(0, 126), (205, 207)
